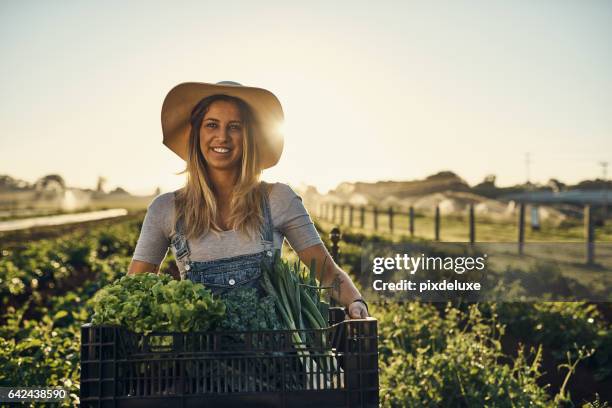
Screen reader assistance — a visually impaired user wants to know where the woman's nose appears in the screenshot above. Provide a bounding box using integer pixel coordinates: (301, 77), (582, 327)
(213, 127), (230, 141)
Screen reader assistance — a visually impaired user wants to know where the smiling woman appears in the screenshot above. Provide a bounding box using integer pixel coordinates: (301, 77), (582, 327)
(176, 93), (262, 238)
(128, 81), (369, 320)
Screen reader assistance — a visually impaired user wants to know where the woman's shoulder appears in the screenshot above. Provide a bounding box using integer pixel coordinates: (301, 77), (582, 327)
(265, 182), (301, 202)
(264, 182), (307, 223)
(144, 191), (178, 237)
(147, 191), (176, 214)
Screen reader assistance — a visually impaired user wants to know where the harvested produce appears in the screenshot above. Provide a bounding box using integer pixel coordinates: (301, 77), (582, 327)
(261, 254), (337, 383)
(89, 272), (225, 334)
(262, 254), (331, 333)
(218, 287), (282, 332)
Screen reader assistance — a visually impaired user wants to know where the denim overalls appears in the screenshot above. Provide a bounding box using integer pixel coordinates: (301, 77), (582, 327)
(170, 190), (310, 391)
(170, 189), (275, 297)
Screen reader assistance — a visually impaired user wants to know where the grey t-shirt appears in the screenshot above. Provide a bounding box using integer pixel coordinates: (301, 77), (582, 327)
(132, 182), (322, 275)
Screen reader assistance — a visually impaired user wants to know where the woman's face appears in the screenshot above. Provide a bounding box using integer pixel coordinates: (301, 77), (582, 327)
(199, 100), (244, 172)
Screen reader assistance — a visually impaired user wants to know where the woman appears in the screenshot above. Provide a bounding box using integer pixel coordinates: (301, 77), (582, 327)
(128, 81), (368, 320)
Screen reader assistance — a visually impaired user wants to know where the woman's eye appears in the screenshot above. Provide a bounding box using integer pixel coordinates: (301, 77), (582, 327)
(229, 124), (242, 131)
(205, 122), (217, 128)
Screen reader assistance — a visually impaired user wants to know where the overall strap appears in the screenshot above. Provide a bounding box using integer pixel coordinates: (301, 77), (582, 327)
(172, 191), (192, 263)
(173, 191), (182, 235)
(260, 183), (274, 243)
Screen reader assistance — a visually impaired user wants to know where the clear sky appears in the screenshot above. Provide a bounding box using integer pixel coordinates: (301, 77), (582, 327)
(1, 0), (611, 195)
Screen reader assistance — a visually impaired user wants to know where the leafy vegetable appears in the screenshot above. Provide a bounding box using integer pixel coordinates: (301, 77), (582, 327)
(89, 273), (225, 334)
(218, 287), (282, 332)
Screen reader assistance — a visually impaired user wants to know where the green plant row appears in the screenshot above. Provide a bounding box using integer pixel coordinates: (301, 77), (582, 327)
(0, 217), (142, 406)
(315, 223), (611, 406)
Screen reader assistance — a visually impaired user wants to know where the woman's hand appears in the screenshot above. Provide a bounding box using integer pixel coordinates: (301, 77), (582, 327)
(347, 300), (369, 319)
(128, 259), (159, 275)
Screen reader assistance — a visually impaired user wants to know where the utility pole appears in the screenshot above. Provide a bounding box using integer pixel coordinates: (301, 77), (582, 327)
(601, 161), (609, 222)
(525, 153), (531, 185)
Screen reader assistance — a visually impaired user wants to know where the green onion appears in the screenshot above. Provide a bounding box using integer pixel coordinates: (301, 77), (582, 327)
(261, 252), (339, 386)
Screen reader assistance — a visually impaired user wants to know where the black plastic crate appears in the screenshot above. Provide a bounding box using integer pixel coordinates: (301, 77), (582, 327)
(80, 309), (378, 408)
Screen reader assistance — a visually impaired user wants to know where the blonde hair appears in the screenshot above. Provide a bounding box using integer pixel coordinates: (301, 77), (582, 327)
(174, 95), (265, 240)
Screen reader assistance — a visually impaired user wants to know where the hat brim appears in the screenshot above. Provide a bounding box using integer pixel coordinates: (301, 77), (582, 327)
(161, 82), (284, 169)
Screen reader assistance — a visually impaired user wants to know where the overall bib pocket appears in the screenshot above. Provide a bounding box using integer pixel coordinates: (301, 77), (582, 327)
(187, 267), (262, 295)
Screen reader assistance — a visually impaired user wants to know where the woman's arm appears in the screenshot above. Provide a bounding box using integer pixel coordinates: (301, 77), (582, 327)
(297, 243), (369, 319)
(268, 184), (368, 318)
(129, 194), (172, 275)
(127, 259), (159, 275)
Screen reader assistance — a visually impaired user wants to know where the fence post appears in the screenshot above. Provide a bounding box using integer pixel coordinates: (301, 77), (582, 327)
(330, 227), (341, 264)
(518, 202), (525, 255)
(349, 205), (354, 228)
(373, 206), (379, 231)
(332, 204), (337, 224)
(409, 206), (415, 237)
(340, 205), (345, 226)
(360, 206), (365, 228)
(434, 206), (440, 241)
(469, 204), (475, 244)
(585, 205), (595, 265)
(388, 207), (394, 233)
(329, 226), (342, 307)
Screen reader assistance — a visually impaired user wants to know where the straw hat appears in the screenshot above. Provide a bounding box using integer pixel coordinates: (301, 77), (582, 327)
(161, 81), (284, 169)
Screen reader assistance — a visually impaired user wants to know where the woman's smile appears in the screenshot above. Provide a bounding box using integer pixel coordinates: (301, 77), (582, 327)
(210, 145), (234, 157)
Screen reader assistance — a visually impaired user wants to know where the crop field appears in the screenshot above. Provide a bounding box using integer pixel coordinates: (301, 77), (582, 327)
(313, 219), (612, 406)
(0, 213), (610, 407)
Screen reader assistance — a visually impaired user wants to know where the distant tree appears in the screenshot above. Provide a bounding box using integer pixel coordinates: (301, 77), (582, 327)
(473, 174), (499, 198)
(96, 176), (107, 193)
(571, 179), (612, 191)
(547, 178), (566, 193)
(154, 186), (161, 196)
(425, 171), (460, 181)
(473, 175), (495, 188)
(35, 174), (65, 191)
(109, 187), (131, 195)
(0, 175), (31, 191)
